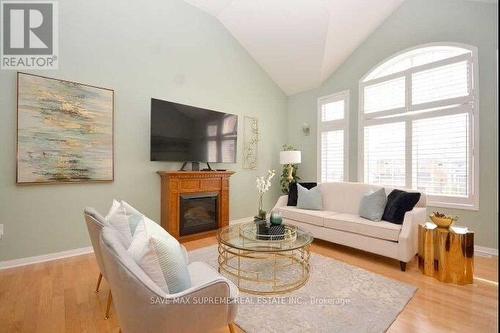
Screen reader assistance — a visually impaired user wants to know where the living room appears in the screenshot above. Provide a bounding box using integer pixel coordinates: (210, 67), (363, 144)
(0, 0), (497, 332)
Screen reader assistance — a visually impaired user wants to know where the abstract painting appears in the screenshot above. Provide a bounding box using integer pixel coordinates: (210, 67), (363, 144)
(242, 116), (258, 170)
(17, 73), (114, 184)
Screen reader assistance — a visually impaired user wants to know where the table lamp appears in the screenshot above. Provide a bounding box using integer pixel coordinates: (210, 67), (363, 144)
(280, 150), (301, 181)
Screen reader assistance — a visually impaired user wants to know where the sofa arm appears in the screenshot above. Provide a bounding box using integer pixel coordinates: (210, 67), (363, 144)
(271, 195), (288, 213)
(399, 207), (427, 262)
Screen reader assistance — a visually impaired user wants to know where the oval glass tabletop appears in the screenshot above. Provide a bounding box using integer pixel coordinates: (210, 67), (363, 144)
(217, 221), (313, 252)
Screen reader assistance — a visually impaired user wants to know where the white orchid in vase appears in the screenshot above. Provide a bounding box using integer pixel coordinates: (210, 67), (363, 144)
(256, 169), (276, 220)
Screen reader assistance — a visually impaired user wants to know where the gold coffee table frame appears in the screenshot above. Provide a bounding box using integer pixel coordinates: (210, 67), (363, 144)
(217, 222), (313, 295)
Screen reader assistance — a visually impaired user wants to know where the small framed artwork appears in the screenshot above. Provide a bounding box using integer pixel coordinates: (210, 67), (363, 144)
(16, 72), (114, 184)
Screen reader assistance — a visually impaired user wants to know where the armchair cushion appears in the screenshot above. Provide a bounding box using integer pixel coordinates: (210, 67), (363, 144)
(188, 261), (238, 299)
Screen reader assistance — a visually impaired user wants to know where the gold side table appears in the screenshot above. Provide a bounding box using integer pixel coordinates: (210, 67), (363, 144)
(418, 223), (474, 285)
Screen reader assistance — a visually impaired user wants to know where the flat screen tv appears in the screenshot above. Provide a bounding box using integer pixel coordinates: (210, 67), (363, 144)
(150, 98), (238, 163)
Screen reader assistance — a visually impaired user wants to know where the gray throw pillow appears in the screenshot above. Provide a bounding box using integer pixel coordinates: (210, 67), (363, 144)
(296, 184), (323, 210)
(359, 188), (387, 221)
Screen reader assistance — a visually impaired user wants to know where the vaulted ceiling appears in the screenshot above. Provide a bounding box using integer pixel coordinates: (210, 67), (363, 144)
(183, 0), (404, 95)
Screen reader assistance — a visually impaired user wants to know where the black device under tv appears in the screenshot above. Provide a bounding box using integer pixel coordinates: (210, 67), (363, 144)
(150, 98), (238, 170)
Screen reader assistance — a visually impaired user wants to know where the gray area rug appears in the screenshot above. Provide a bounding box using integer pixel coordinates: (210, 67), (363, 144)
(189, 245), (416, 333)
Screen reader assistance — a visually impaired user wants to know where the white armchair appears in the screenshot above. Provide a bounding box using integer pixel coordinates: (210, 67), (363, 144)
(84, 208), (114, 318)
(100, 226), (238, 333)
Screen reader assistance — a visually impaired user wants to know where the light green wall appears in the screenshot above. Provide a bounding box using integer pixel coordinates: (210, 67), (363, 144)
(0, 0), (287, 261)
(287, 0), (498, 249)
(1, 0), (497, 261)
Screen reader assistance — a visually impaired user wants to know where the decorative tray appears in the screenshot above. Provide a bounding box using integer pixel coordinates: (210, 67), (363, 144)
(239, 221), (297, 242)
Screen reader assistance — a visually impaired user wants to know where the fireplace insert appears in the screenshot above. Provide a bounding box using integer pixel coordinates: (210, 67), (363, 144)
(179, 193), (219, 236)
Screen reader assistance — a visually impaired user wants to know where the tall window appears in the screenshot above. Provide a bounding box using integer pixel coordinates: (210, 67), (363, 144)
(359, 44), (479, 210)
(318, 90), (349, 182)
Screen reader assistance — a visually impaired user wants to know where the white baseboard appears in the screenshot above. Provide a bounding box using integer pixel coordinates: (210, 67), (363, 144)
(2, 226), (495, 270)
(475, 245), (498, 257)
(0, 216), (254, 270)
(0, 246), (94, 270)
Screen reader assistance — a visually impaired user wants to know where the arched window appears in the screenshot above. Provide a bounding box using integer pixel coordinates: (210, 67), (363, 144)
(359, 43), (478, 210)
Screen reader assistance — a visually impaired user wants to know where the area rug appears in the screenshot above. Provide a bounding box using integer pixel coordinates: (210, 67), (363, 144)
(189, 245), (416, 333)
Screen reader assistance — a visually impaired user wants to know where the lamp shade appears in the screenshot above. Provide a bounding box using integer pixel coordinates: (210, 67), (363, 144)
(280, 150), (301, 164)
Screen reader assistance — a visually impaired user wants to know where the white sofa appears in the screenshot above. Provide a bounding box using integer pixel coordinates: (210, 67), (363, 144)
(272, 182), (427, 271)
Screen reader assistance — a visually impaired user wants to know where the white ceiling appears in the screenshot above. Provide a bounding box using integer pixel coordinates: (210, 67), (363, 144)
(183, 0), (404, 95)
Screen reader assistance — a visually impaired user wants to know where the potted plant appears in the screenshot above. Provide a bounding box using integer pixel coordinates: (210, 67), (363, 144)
(256, 169), (276, 220)
(279, 144), (301, 193)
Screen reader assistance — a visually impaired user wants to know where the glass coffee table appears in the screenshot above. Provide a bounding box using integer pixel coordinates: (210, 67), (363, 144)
(217, 220), (313, 295)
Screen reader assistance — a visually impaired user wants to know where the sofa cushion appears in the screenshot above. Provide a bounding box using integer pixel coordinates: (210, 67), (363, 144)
(359, 188), (387, 221)
(287, 182), (318, 206)
(297, 184), (323, 210)
(382, 190), (421, 224)
(323, 213), (402, 241)
(278, 206), (332, 227)
(319, 182), (384, 214)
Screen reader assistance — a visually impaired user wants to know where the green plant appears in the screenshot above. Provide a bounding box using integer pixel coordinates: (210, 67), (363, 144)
(280, 144), (301, 193)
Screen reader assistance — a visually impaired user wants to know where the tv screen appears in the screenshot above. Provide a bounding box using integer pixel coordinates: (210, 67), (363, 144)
(150, 98), (238, 163)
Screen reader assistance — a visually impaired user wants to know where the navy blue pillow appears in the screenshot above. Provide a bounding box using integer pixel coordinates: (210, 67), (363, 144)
(382, 189), (421, 224)
(287, 182), (317, 206)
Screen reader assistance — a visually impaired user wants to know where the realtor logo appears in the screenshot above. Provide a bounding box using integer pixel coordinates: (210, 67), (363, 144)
(1, 1), (58, 69)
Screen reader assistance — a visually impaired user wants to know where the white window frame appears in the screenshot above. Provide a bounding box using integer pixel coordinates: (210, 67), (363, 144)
(358, 43), (479, 210)
(317, 90), (350, 183)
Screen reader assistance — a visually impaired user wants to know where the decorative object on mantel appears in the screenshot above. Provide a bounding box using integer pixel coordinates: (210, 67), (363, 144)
(418, 222), (474, 285)
(16, 72), (114, 184)
(429, 211), (458, 229)
(255, 169), (276, 220)
(243, 116), (259, 169)
(279, 144), (301, 193)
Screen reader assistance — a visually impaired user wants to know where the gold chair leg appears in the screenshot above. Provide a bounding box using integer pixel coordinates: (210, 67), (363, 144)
(95, 272), (103, 293)
(105, 290), (113, 319)
(228, 323), (236, 333)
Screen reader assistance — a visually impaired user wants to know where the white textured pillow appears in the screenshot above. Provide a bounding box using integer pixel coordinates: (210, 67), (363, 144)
(128, 220), (191, 293)
(105, 200), (144, 248)
(128, 221), (169, 293)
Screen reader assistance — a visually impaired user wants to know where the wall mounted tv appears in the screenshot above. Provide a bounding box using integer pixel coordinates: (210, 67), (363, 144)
(150, 98), (238, 163)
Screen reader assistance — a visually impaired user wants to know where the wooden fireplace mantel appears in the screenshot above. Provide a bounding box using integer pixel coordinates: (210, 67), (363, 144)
(157, 171), (234, 242)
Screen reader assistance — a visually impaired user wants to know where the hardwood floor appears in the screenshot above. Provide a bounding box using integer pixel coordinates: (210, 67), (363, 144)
(0, 237), (497, 333)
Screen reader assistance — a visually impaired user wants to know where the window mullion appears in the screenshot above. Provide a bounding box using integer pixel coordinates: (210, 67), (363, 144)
(405, 72), (413, 189)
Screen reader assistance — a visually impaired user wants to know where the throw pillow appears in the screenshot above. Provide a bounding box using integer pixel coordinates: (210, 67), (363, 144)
(121, 201), (143, 235)
(150, 236), (192, 293)
(105, 200), (135, 247)
(105, 200), (144, 248)
(358, 188), (387, 221)
(287, 182), (318, 206)
(382, 189), (421, 224)
(127, 220), (169, 292)
(296, 184), (323, 210)
(128, 220), (191, 294)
